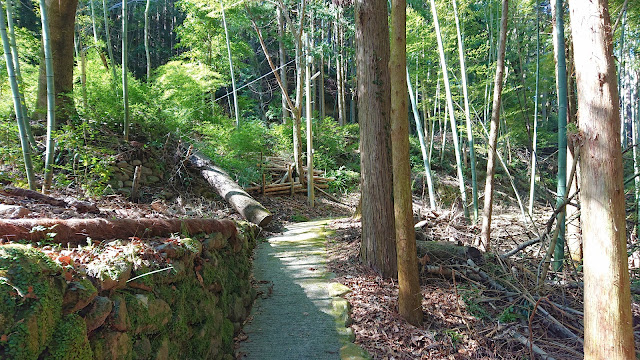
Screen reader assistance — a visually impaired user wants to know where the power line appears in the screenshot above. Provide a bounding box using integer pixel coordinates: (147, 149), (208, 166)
(214, 58), (296, 102)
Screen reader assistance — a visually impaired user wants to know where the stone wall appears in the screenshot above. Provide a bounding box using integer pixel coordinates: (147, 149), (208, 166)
(0, 221), (258, 360)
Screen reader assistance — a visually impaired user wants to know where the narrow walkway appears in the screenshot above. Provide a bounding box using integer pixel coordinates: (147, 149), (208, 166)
(238, 219), (364, 360)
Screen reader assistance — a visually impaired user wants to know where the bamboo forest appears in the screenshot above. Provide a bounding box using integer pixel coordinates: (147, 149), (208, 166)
(0, 0), (638, 359)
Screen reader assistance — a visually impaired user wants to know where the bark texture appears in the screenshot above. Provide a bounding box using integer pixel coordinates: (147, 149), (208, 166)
(0, 218), (237, 244)
(390, 0), (422, 326)
(568, 0), (635, 358)
(188, 150), (273, 227)
(479, 0), (508, 250)
(36, 0), (79, 123)
(355, 0), (397, 278)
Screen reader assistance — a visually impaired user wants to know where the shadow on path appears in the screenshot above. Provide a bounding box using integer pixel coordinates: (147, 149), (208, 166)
(238, 220), (343, 359)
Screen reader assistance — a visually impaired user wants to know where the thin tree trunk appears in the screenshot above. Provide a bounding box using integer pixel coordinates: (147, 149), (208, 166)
(277, 5), (288, 123)
(355, 0), (397, 278)
(479, 0), (508, 251)
(103, 0), (117, 90)
(221, 1), (239, 127)
(568, 1), (635, 358)
(78, 33), (88, 109)
(5, 0), (35, 149)
(429, 0), (469, 219)
(452, 0), (478, 222)
(390, 0), (422, 326)
(0, 0), (35, 190)
(407, 68), (436, 209)
(89, 0), (99, 44)
(551, 0), (568, 271)
(40, 0), (56, 192)
(144, 0), (151, 81)
(528, 0), (540, 215)
(319, 20), (325, 120)
(335, 6), (344, 126)
(305, 33), (314, 207)
(122, 0), (130, 140)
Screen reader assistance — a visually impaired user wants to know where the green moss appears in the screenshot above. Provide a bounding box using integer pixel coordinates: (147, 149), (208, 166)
(124, 293), (171, 335)
(220, 318), (234, 352)
(179, 237), (203, 255)
(46, 314), (93, 360)
(0, 245), (64, 359)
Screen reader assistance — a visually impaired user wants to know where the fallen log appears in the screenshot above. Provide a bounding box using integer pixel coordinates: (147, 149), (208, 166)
(416, 240), (485, 265)
(0, 218), (237, 244)
(1, 186), (100, 214)
(185, 148), (273, 227)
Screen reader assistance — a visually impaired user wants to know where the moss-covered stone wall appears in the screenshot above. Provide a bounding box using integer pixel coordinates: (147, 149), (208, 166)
(0, 221), (258, 360)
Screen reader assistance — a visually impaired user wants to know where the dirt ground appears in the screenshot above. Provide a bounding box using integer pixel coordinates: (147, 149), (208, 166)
(2, 179), (639, 359)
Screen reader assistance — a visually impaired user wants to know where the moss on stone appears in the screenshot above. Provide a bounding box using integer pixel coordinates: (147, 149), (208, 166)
(0, 245), (64, 359)
(46, 314), (93, 360)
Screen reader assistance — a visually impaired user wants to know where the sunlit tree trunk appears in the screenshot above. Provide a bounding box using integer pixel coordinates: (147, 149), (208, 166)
(221, 0), (239, 127)
(550, 0), (568, 271)
(305, 33), (314, 207)
(122, 0), (130, 140)
(528, 0), (540, 216)
(0, 0), (35, 190)
(429, 0), (469, 219)
(452, 0), (478, 222)
(5, 0), (35, 148)
(479, 0), (508, 251)
(277, 5), (288, 123)
(568, 1), (635, 358)
(89, 0), (98, 44)
(35, 0), (78, 125)
(407, 68), (435, 209)
(39, 0), (56, 192)
(390, 0), (422, 326)
(103, 0), (118, 88)
(144, 0), (151, 81)
(355, 0), (396, 278)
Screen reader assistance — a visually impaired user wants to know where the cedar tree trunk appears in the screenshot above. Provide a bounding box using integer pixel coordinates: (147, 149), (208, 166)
(568, 0), (635, 358)
(355, 0), (397, 278)
(36, 0), (78, 124)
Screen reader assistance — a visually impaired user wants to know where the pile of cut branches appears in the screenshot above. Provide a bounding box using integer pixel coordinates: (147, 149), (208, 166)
(243, 156), (334, 197)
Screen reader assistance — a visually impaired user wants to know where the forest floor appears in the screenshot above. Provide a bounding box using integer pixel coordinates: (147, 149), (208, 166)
(2, 171), (640, 359)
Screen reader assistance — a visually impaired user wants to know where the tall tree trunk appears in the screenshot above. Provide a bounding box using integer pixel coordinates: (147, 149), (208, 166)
(144, 0), (151, 81)
(319, 20), (325, 120)
(103, 0), (118, 91)
(429, 0), (469, 219)
(551, 0), (568, 271)
(40, 0), (56, 192)
(528, 0), (540, 215)
(0, 0), (35, 190)
(5, 0), (35, 148)
(277, 5), (288, 123)
(335, 5), (344, 126)
(35, 0), (78, 125)
(355, 0), (396, 278)
(305, 33), (314, 207)
(221, 1), (239, 127)
(390, 0), (422, 326)
(479, 0), (508, 251)
(452, 0), (478, 222)
(89, 0), (99, 44)
(122, 0), (130, 140)
(568, 1), (635, 358)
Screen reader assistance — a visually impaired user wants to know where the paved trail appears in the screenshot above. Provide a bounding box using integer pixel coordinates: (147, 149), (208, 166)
(238, 220), (367, 360)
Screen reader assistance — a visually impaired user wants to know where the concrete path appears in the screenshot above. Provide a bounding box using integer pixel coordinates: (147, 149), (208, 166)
(238, 219), (367, 360)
